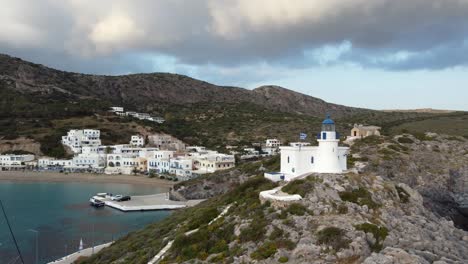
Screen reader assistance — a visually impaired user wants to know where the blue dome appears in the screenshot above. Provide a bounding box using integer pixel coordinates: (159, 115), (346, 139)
(322, 115), (335, 125)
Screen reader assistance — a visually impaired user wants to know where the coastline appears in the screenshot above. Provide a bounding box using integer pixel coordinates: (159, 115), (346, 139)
(0, 171), (175, 187)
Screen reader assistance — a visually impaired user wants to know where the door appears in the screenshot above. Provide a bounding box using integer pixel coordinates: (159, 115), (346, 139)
(322, 132), (327, 140)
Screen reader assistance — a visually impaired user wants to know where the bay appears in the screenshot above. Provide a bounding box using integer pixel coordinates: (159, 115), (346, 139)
(0, 181), (171, 264)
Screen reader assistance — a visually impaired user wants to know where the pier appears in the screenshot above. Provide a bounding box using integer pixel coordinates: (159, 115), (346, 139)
(97, 193), (204, 212)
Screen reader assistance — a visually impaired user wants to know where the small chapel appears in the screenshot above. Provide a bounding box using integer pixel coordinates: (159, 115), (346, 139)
(265, 115), (349, 182)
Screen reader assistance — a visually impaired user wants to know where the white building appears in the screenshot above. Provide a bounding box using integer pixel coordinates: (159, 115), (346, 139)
(147, 151), (175, 173)
(0, 154), (35, 168)
(265, 116), (349, 182)
(106, 154), (147, 174)
(266, 139), (281, 148)
(71, 153), (106, 169)
(130, 135), (145, 147)
(61, 129), (101, 153)
(110, 106), (124, 113)
(38, 158), (73, 168)
(193, 153), (235, 173)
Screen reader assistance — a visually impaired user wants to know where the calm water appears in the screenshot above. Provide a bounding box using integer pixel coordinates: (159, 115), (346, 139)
(0, 181), (171, 264)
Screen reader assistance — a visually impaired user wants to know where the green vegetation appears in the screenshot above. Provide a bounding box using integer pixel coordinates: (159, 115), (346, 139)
(388, 112), (468, 137)
(395, 186), (410, 203)
(337, 204), (348, 214)
(282, 176), (321, 197)
(285, 203), (308, 216)
(278, 256), (289, 263)
(339, 187), (381, 209)
(251, 241), (277, 260)
(355, 223), (389, 252)
(316, 227), (351, 251)
(397, 136), (414, 144)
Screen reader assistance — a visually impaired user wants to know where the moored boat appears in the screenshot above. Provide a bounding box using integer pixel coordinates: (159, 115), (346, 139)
(90, 197), (105, 207)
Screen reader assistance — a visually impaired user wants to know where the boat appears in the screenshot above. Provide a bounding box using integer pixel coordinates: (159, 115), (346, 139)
(90, 197), (105, 208)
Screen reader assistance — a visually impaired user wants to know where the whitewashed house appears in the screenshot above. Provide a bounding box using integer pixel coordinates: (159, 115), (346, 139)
(266, 139), (281, 148)
(169, 157), (194, 180)
(130, 135), (145, 147)
(265, 116), (349, 182)
(38, 158), (73, 169)
(193, 153), (235, 173)
(109, 106), (124, 113)
(147, 151), (175, 173)
(106, 154), (147, 174)
(71, 153), (106, 169)
(0, 154), (35, 169)
(62, 129), (101, 153)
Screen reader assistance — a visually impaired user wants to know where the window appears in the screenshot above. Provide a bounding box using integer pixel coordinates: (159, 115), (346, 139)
(311, 156), (314, 164)
(287, 156), (290, 163)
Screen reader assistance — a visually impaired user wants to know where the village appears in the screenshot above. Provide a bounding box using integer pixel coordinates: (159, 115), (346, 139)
(0, 111), (381, 183)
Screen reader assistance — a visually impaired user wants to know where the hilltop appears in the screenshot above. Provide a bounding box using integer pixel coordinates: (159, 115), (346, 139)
(0, 53), (367, 118)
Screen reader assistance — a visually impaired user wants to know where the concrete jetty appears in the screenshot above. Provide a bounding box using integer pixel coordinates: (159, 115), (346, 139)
(48, 242), (112, 264)
(97, 193), (204, 212)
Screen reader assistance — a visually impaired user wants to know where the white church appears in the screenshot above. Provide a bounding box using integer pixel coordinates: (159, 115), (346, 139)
(265, 115), (349, 182)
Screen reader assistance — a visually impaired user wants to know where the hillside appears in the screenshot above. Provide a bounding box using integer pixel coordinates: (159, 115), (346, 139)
(0, 53), (368, 118)
(80, 134), (468, 263)
(3, 53), (468, 158)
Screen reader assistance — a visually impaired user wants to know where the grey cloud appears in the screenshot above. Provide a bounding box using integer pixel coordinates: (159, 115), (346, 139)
(1, 0), (468, 75)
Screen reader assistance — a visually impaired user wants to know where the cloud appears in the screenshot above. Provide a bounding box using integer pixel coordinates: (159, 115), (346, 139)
(1, 0), (468, 78)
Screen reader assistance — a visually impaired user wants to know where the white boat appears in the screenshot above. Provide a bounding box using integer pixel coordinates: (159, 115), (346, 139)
(89, 197), (105, 207)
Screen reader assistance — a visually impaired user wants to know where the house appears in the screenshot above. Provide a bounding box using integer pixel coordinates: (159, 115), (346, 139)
(71, 153), (106, 169)
(0, 154), (35, 169)
(266, 139), (281, 148)
(147, 151), (175, 173)
(193, 153), (235, 173)
(38, 158), (73, 169)
(265, 115), (349, 182)
(130, 135), (145, 147)
(109, 106), (124, 113)
(106, 154), (147, 174)
(62, 129), (101, 153)
(350, 124), (381, 138)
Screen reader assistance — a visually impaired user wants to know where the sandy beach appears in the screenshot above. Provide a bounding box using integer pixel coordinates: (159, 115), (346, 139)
(0, 171), (175, 187)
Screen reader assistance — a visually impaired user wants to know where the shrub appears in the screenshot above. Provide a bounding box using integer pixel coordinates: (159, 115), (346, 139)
(251, 241), (277, 260)
(412, 132), (435, 141)
(269, 226), (284, 240)
(337, 204), (348, 214)
(316, 227), (350, 251)
(339, 187), (380, 209)
(355, 223), (389, 252)
(239, 218), (268, 242)
(286, 203), (308, 216)
(395, 186), (410, 203)
(278, 256), (289, 263)
(282, 176), (320, 197)
(397, 136), (414, 144)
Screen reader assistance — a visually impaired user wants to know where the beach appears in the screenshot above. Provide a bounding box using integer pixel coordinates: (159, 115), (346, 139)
(0, 171), (175, 187)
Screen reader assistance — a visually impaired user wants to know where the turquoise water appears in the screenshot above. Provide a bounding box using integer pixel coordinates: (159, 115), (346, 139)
(0, 181), (171, 264)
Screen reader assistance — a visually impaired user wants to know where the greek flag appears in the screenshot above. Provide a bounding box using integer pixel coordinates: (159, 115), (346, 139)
(299, 133), (307, 140)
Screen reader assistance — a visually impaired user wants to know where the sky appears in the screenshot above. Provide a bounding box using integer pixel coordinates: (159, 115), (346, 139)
(1, 0), (468, 110)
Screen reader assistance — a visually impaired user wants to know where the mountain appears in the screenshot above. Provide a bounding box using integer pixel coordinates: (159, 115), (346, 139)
(0, 53), (368, 118)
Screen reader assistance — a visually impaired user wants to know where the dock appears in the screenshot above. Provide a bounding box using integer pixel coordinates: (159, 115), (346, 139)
(97, 193), (204, 212)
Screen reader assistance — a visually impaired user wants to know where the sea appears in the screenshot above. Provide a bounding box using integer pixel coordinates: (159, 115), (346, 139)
(0, 181), (171, 264)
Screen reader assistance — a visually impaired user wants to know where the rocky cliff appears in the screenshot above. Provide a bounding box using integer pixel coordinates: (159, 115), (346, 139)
(351, 133), (468, 229)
